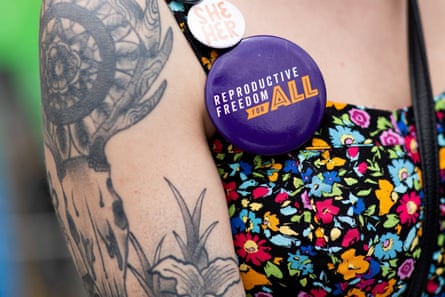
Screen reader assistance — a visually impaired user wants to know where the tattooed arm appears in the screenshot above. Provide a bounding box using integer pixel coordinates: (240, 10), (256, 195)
(39, 0), (245, 296)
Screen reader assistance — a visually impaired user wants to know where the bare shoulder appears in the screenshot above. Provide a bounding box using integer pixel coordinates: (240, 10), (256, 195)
(39, 0), (209, 175)
(421, 0), (445, 95)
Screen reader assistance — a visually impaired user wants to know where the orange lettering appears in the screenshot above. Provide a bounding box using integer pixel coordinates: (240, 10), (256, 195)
(302, 75), (319, 98)
(205, 3), (221, 22)
(202, 24), (217, 44)
(271, 85), (291, 111)
(214, 22), (228, 40)
(194, 6), (208, 24)
(288, 80), (304, 103)
(218, 1), (232, 18)
(246, 102), (270, 120)
(224, 20), (238, 38)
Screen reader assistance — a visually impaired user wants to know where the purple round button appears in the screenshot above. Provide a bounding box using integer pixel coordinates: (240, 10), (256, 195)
(205, 35), (327, 155)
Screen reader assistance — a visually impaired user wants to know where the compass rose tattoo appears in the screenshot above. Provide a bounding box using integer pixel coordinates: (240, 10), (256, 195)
(39, 0), (241, 296)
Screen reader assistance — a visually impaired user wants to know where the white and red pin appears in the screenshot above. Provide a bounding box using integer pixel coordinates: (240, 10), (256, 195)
(186, 1), (327, 155)
(187, 0), (246, 48)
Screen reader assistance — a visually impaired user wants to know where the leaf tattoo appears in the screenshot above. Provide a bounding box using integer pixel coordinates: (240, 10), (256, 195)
(40, 0), (172, 295)
(128, 178), (241, 297)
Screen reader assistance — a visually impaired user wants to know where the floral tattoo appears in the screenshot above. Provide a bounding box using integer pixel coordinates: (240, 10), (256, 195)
(39, 0), (241, 296)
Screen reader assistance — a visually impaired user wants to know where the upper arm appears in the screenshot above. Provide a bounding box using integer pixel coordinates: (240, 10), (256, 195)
(39, 0), (244, 296)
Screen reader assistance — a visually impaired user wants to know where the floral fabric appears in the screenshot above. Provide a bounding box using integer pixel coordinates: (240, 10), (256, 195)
(212, 99), (445, 296)
(165, 1), (445, 295)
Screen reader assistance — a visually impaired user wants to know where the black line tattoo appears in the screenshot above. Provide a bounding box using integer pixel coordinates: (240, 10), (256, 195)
(128, 178), (241, 296)
(40, 0), (170, 295)
(40, 0), (241, 296)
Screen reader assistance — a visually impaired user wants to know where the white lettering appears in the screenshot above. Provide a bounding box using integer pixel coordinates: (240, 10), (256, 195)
(214, 94), (221, 106)
(228, 89), (235, 100)
(221, 91), (228, 103)
(243, 83), (250, 95)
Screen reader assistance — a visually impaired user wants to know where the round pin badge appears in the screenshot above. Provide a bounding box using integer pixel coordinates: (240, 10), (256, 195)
(187, 0), (245, 48)
(205, 35), (327, 155)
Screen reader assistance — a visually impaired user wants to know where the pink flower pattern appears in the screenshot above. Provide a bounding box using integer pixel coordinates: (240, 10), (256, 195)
(210, 97), (445, 296)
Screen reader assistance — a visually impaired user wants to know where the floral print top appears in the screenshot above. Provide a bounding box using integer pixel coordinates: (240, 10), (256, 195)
(166, 1), (445, 296)
(212, 99), (445, 297)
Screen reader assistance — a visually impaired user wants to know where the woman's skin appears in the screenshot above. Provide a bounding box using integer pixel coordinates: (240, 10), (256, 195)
(39, 1), (445, 296)
(220, 1), (445, 113)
